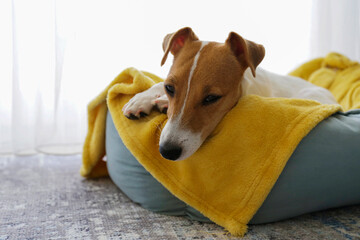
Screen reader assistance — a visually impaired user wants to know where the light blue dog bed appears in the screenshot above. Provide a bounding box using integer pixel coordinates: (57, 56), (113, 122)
(106, 110), (360, 224)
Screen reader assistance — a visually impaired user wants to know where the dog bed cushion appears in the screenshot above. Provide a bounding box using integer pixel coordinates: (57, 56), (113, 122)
(106, 109), (360, 224)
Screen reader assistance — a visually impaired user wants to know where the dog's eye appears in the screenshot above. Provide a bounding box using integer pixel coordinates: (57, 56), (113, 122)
(203, 95), (222, 105)
(165, 84), (175, 97)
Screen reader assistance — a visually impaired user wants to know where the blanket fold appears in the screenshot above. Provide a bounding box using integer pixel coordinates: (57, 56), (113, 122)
(290, 52), (360, 111)
(82, 53), (360, 236)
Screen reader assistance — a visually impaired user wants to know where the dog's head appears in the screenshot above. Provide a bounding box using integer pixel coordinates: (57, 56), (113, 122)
(159, 27), (265, 161)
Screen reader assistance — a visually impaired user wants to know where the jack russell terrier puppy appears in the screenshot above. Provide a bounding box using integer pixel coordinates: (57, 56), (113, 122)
(122, 27), (338, 161)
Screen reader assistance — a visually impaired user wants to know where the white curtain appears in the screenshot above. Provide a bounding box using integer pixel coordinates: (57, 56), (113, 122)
(311, 0), (360, 61)
(1, 0), (357, 155)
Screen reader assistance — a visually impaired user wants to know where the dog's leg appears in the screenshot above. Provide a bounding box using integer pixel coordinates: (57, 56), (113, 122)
(122, 82), (168, 119)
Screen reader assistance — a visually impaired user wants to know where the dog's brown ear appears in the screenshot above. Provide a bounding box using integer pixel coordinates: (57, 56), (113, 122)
(225, 32), (265, 77)
(161, 27), (199, 66)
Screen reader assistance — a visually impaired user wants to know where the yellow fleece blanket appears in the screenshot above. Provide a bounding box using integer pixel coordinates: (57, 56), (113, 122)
(81, 53), (359, 236)
(290, 52), (360, 111)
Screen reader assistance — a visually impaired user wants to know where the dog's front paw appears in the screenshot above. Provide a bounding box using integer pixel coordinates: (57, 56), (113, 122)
(122, 92), (156, 120)
(153, 95), (168, 114)
(122, 82), (168, 120)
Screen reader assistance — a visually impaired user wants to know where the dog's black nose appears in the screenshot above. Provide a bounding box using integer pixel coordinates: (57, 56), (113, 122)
(159, 144), (182, 161)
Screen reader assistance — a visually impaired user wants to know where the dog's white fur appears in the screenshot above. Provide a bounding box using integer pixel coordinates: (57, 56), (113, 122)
(242, 68), (337, 104)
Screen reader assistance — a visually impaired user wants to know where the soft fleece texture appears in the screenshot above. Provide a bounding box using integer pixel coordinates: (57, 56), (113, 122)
(81, 69), (164, 178)
(290, 52), (360, 111)
(81, 56), (350, 236)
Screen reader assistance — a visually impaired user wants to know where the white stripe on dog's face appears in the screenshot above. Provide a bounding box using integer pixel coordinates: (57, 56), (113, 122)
(178, 41), (209, 120)
(160, 42), (209, 161)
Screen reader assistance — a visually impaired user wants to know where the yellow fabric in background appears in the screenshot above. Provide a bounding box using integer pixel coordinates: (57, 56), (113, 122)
(81, 55), (352, 235)
(290, 52), (360, 111)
